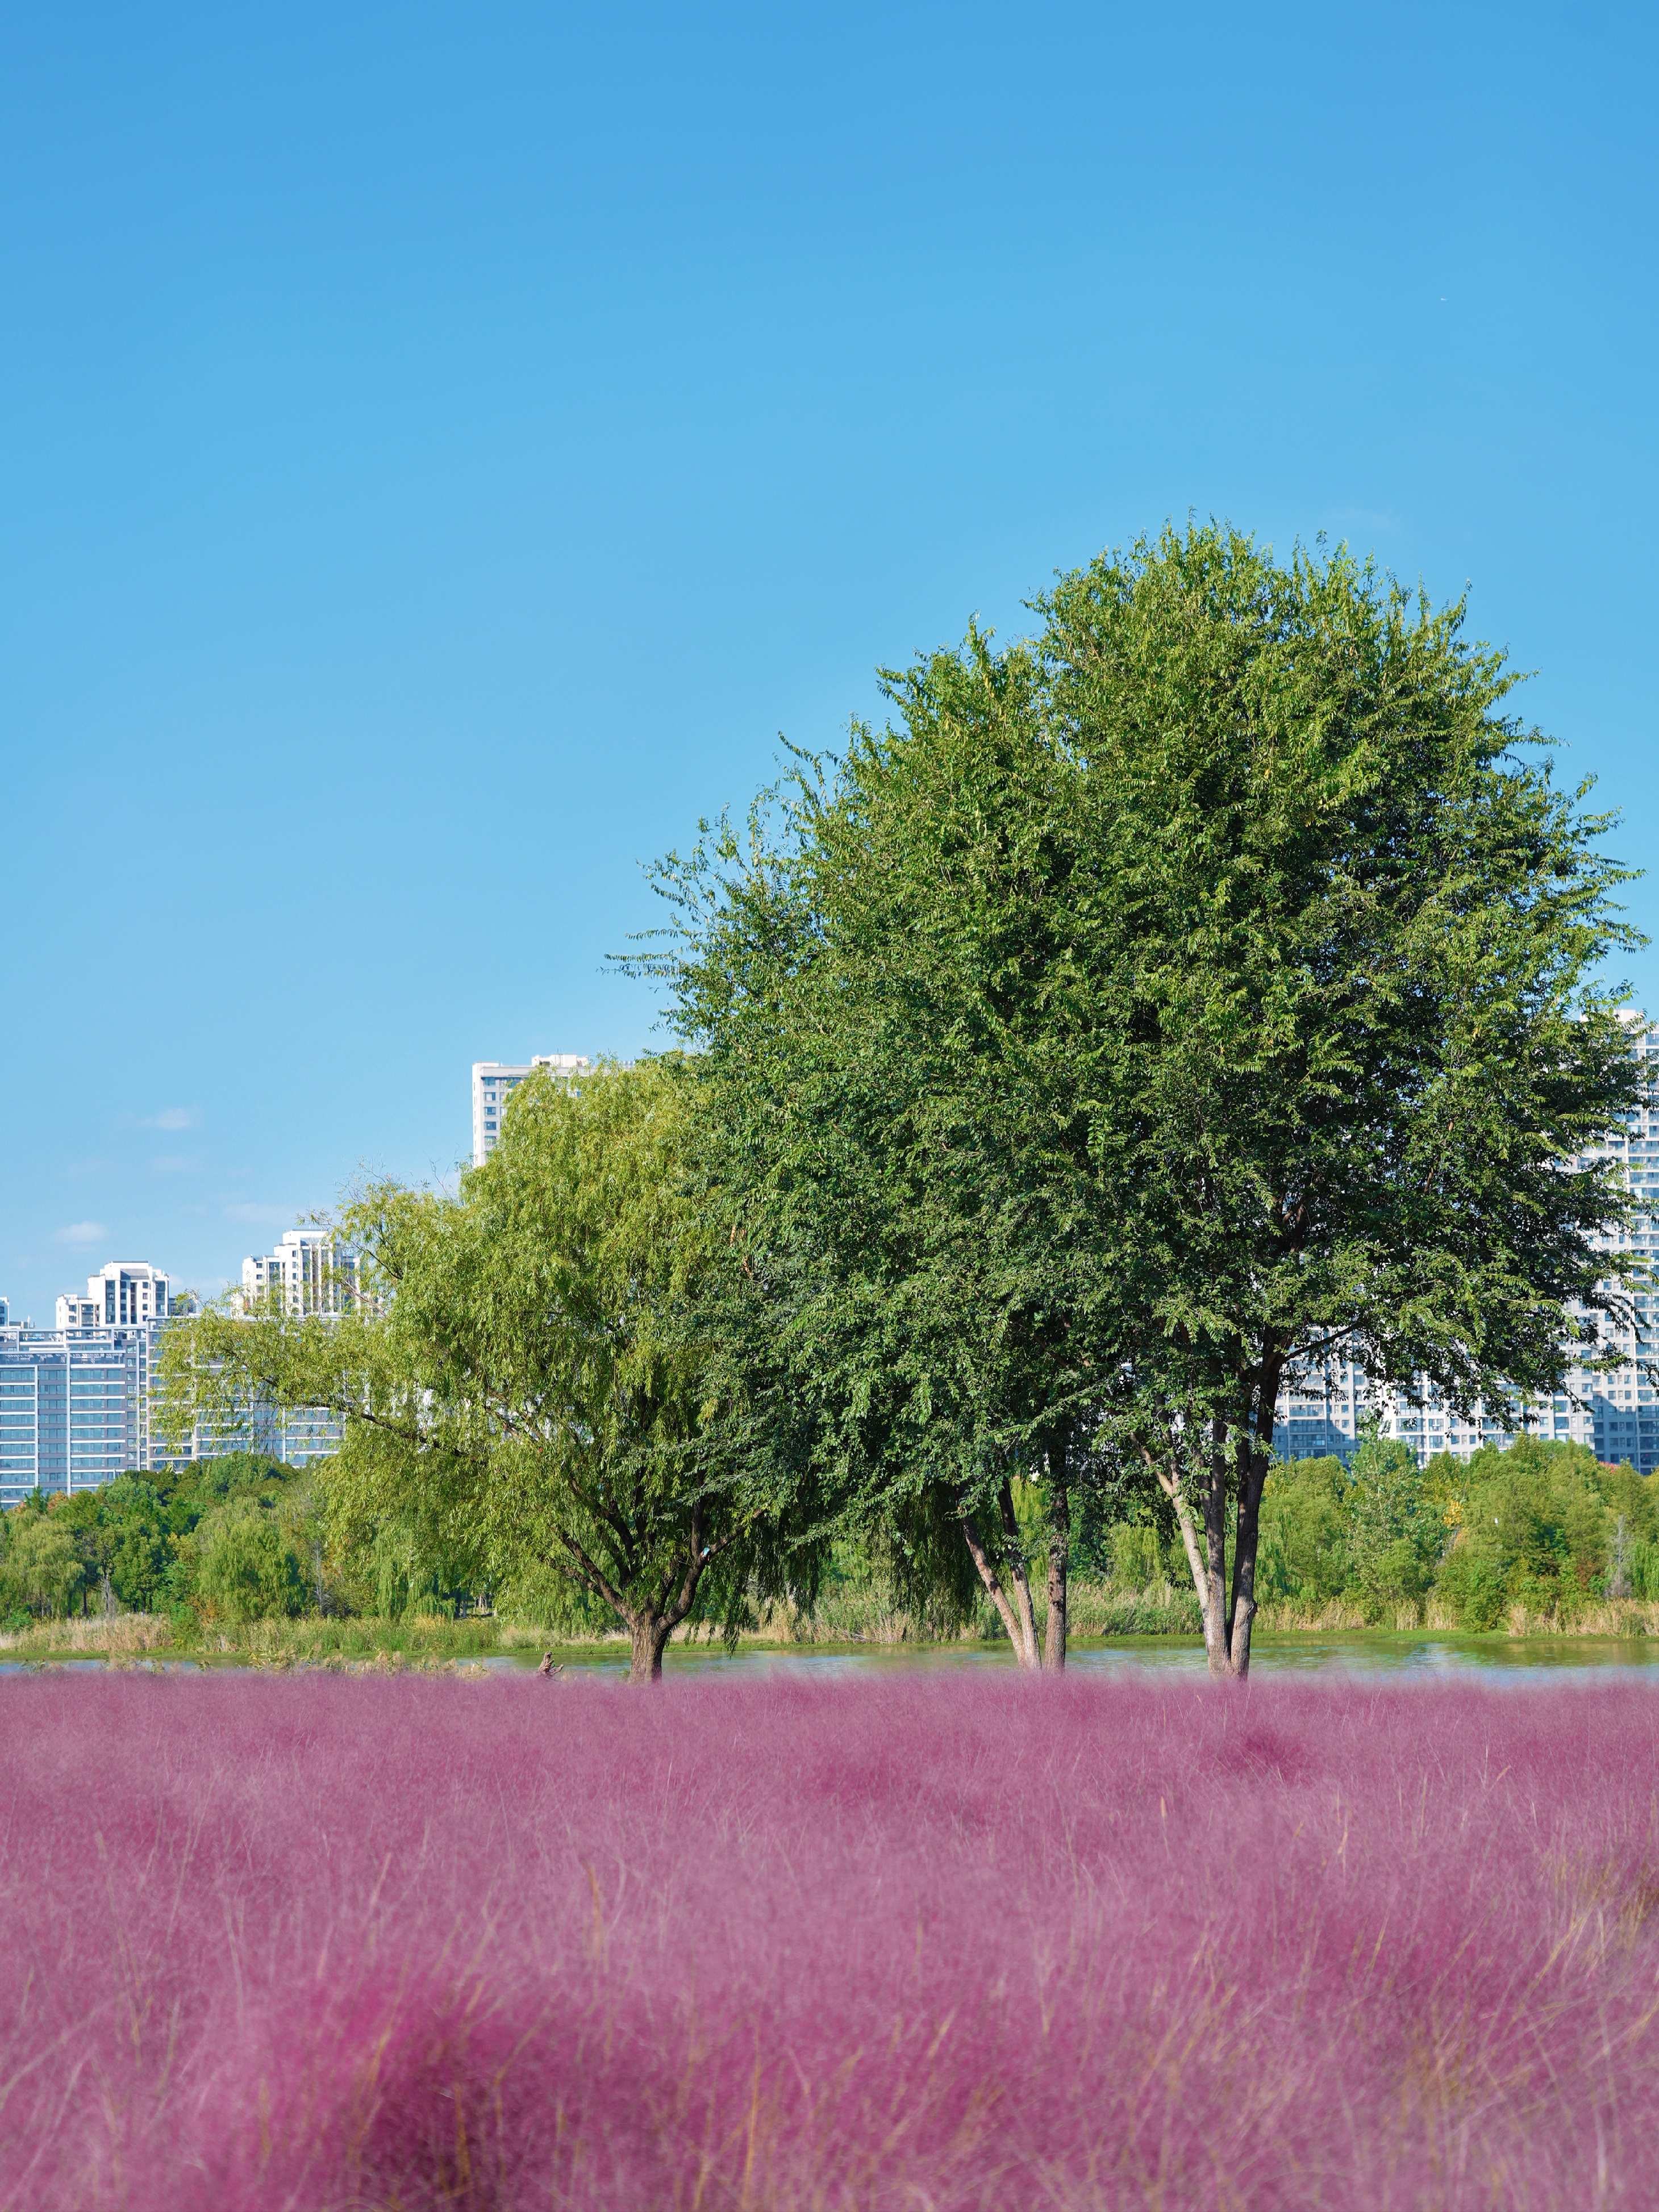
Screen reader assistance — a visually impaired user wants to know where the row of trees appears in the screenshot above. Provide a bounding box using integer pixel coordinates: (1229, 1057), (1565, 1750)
(11, 1429), (1654, 1635)
(0, 1456), (319, 1630)
(157, 524), (1648, 1679)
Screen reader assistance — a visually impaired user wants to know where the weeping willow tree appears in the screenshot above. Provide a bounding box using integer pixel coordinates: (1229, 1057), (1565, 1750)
(157, 1057), (819, 1680)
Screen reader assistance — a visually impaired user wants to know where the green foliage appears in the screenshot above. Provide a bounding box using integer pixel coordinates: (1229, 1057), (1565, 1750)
(0, 1510), (84, 1621)
(0, 1453), (323, 1626)
(1226, 1439), (1444, 1619)
(191, 1497), (306, 1623)
(1436, 1436), (1615, 1626)
(641, 521), (1643, 1675)
(1107, 1524), (1164, 1591)
(104, 1484), (174, 1611)
(52, 1476), (176, 1613)
(1590, 1459), (1659, 1545)
(1625, 1538), (1659, 1602)
(1252, 1435), (1640, 1626)
(157, 1059), (824, 1679)
(1256, 1458), (1351, 1606)
(1345, 1435), (1446, 1621)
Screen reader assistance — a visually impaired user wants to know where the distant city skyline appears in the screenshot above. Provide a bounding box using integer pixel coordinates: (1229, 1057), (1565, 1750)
(9, 1010), (1659, 1497)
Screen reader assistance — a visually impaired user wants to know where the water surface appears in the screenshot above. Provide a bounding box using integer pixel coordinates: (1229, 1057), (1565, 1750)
(520, 1634), (1659, 1685)
(9, 1634), (1659, 1683)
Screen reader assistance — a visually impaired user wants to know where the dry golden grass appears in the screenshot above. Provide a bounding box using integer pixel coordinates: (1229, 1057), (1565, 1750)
(0, 1612), (175, 1656)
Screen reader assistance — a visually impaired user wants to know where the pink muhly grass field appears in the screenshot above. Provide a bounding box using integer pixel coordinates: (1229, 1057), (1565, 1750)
(3, 1673), (1658, 2210)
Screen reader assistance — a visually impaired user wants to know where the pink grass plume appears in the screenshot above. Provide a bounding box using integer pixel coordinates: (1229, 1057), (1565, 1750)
(2, 1671), (1657, 2207)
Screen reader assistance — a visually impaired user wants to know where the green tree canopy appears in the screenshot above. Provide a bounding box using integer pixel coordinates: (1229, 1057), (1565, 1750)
(643, 523), (1642, 1676)
(1435, 1436), (1618, 1626)
(0, 1512), (84, 1622)
(159, 1057), (818, 1681)
(191, 1497), (306, 1624)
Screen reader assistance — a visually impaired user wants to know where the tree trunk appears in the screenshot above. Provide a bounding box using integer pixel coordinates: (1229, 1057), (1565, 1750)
(960, 1483), (1041, 1670)
(961, 1520), (1033, 1664)
(1202, 1417), (1232, 1677)
(1224, 1355), (1282, 1681)
(998, 1478), (1041, 1668)
(1043, 1426), (1071, 1673)
(1224, 1427), (1262, 1681)
(561, 1520), (715, 1688)
(627, 1613), (673, 1685)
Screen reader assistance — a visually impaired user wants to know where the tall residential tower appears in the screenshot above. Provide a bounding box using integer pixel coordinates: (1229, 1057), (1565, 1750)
(471, 1056), (589, 1166)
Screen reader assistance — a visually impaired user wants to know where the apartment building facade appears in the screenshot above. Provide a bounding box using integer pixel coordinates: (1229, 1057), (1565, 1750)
(56, 1261), (172, 1334)
(471, 1056), (589, 1166)
(0, 1313), (165, 1506)
(242, 1227), (360, 1316)
(1, 1233), (359, 1503)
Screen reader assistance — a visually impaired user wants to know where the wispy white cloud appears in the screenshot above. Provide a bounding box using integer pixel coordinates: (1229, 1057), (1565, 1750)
(151, 1154), (205, 1176)
(222, 1202), (295, 1226)
(55, 1220), (108, 1246)
(141, 1107), (198, 1131)
(66, 1157), (112, 1180)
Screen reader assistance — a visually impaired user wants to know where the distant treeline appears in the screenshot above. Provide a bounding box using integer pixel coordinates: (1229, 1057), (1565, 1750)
(1, 1457), (320, 1630)
(1166, 1433), (1659, 1627)
(5, 1430), (1657, 1637)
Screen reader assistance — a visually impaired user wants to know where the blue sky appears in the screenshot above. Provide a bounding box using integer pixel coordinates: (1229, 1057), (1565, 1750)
(2, 0), (1655, 1318)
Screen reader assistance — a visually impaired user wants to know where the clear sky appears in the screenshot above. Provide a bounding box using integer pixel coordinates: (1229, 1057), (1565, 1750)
(2, 0), (1655, 1320)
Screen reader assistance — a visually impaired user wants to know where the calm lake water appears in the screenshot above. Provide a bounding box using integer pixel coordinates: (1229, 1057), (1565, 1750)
(561, 1635), (1659, 1684)
(9, 1635), (1659, 1682)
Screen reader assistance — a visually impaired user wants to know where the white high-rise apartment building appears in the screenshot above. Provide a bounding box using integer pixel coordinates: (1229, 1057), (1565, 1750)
(1, 1235), (362, 1500)
(243, 1228), (360, 1316)
(3, 1261), (177, 1502)
(472, 1057), (589, 1166)
(233, 1229), (362, 1466)
(56, 1261), (172, 1333)
(1276, 1011), (1659, 1474)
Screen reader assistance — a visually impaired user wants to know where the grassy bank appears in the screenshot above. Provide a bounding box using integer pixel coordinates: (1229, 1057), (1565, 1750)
(11, 1577), (1659, 1667)
(0, 1612), (547, 1670)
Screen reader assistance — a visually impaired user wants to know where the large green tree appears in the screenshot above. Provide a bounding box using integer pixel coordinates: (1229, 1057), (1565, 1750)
(643, 524), (1641, 1676)
(160, 1058), (814, 1680)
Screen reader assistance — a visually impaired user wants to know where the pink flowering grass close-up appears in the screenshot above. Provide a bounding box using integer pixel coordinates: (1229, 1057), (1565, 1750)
(3, 1671), (1658, 2210)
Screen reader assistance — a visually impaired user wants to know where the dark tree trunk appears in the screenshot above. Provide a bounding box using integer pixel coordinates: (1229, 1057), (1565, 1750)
(1224, 1426), (1263, 1680)
(1043, 1425), (1071, 1673)
(562, 1513), (716, 1688)
(1225, 1354), (1282, 1681)
(627, 1613), (674, 1685)
(1202, 1417), (1232, 1677)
